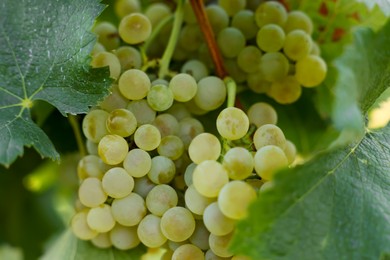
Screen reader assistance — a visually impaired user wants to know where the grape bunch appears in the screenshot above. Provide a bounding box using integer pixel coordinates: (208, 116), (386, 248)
(70, 0), (319, 259)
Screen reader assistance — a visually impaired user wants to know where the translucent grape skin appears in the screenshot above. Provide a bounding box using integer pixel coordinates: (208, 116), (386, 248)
(295, 55), (327, 87)
(71, 210), (98, 240)
(194, 76), (226, 111)
(86, 204), (116, 233)
(284, 10), (313, 35)
(255, 1), (287, 27)
(218, 0), (246, 16)
(231, 10), (259, 40)
(172, 244), (205, 260)
(256, 24), (285, 52)
(93, 22), (120, 51)
(78, 177), (107, 208)
(188, 133), (221, 164)
(82, 109), (110, 143)
(222, 147), (254, 180)
(147, 156), (176, 184)
(118, 69), (151, 100)
(146, 184), (178, 216)
(216, 107), (250, 140)
(247, 102), (278, 127)
(137, 214), (167, 248)
(283, 29), (312, 61)
(259, 52), (289, 82)
(185, 185), (215, 215)
(217, 27), (246, 58)
(253, 124), (287, 150)
(111, 192), (146, 226)
(237, 45), (263, 74)
(268, 75), (302, 104)
(147, 84), (174, 111)
(98, 134), (129, 165)
(123, 148), (152, 178)
(106, 108), (137, 137)
(254, 145), (288, 181)
(91, 51), (121, 80)
(209, 231), (235, 258)
(134, 124), (161, 151)
(169, 73), (198, 102)
(160, 206), (196, 242)
(101, 167), (134, 199)
(118, 13), (152, 44)
(110, 224), (140, 250)
(203, 202), (235, 236)
(157, 135), (184, 160)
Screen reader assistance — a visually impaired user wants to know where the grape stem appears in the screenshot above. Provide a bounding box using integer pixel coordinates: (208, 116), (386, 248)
(143, 14), (174, 53)
(158, 0), (184, 79)
(224, 77), (237, 108)
(68, 115), (87, 157)
(189, 0), (227, 78)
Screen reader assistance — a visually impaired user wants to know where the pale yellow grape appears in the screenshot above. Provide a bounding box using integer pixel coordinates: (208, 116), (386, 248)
(114, 46), (142, 71)
(259, 180), (274, 193)
(209, 232), (234, 258)
(123, 148), (151, 178)
(218, 181), (257, 220)
(259, 52), (289, 82)
(206, 5), (229, 34)
(91, 42), (105, 56)
(254, 145), (288, 180)
(284, 140), (297, 164)
(218, 0), (246, 16)
(147, 156), (176, 184)
(247, 72), (272, 93)
(253, 124), (286, 150)
(134, 124), (161, 151)
(127, 99), (156, 125)
(284, 10), (313, 35)
(118, 69), (150, 100)
(106, 108), (137, 137)
(87, 204), (116, 233)
(205, 249), (231, 259)
(172, 244), (205, 260)
(169, 73), (198, 102)
(82, 109), (109, 143)
(91, 51), (121, 80)
(160, 207), (196, 242)
(157, 135), (184, 160)
(109, 224), (140, 250)
(256, 24), (285, 52)
(114, 0), (140, 18)
(181, 59), (209, 82)
(102, 167), (134, 199)
(71, 210), (98, 240)
(268, 76), (302, 104)
(255, 1), (287, 27)
(92, 22), (120, 50)
(166, 103), (191, 121)
(168, 240), (188, 251)
(193, 160), (229, 198)
(77, 154), (108, 180)
(152, 113), (179, 137)
(295, 55), (327, 87)
(222, 147), (253, 180)
(184, 163), (197, 187)
(78, 177), (107, 207)
(133, 176), (156, 199)
(137, 214), (167, 248)
(146, 184), (178, 216)
(247, 102), (278, 127)
(217, 27), (246, 58)
(237, 46), (262, 74)
(189, 221), (210, 251)
(310, 41), (321, 56)
(188, 133), (221, 164)
(283, 29), (312, 61)
(178, 117), (204, 148)
(147, 84), (174, 111)
(145, 2), (171, 27)
(98, 134), (129, 165)
(185, 185), (215, 215)
(91, 232), (112, 248)
(216, 107), (249, 140)
(231, 10), (258, 40)
(203, 202), (235, 236)
(99, 84), (128, 112)
(118, 13), (152, 44)
(111, 193), (146, 226)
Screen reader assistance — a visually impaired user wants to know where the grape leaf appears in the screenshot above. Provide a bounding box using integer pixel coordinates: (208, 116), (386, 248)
(0, 0), (112, 167)
(41, 230), (146, 260)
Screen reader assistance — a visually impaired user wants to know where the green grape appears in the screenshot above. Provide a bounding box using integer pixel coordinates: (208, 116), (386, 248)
(185, 98), (209, 116)
(162, 250), (174, 260)
(283, 140), (297, 164)
(106, 108), (137, 137)
(216, 107), (249, 140)
(133, 176), (156, 199)
(118, 13), (152, 44)
(114, 0), (140, 19)
(181, 59), (209, 82)
(185, 185), (215, 215)
(134, 124), (161, 151)
(205, 249), (231, 259)
(310, 41), (321, 56)
(188, 133), (221, 164)
(146, 184), (178, 216)
(206, 5), (229, 35)
(283, 29), (312, 61)
(172, 244), (205, 260)
(189, 221), (210, 251)
(256, 24), (285, 52)
(179, 24), (203, 52)
(268, 75), (302, 104)
(203, 202), (235, 236)
(145, 3), (172, 28)
(91, 232), (112, 249)
(259, 180), (274, 193)
(86, 139), (99, 156)
(247, 71), (272, 93)
(102, 167), (134, 199)
(222, 147), (254, 180)
(295, 55), (327, 87)
(166, 102), (191, 121)
(194, 76), (226, 111)
(255, 1), (287, 27)
(91, 51), (121, 80)
(217, 27), (246, 58)
(183, 1), (197, 24)
(91, 42), (105, 56)
(152, 113), (179, 137)
(284, 10), (313, 35)
(82, 109), (109, 143)
(99, 85), (128, 112)
(169, 73), (198, 102)
(71, 210), (98, 240)
(77, 155), (108, 180)
(158, 135), (185, 160)
(218, 180), (257, 220)
(118, 69), (151, 100)
(253, 124), (286, 150)
(184, 163), (197, 187)
(87, 204), (116, 233)
(231, 10), (259, 40)
(237, 46), (262, 74)
(152, 78), (169, 86)
(123, 148), (151, 178)
(247, 102), (278, 127)
(114, 46), (142, 71)
(168, 240), (188, 251)
(218, 0), (246, 16)
(254, 145), (288, 180)
(209, 232), (234, 258)
(147, 84), (174, 111)
(192, 160), (229, 198)
(160, 207), (196, 242)
(98, 134), (129, 165)
(224, 58), (247, 83)
(109, 224), (140, 250)
(78, 177), (107, 207)
(92, 22), (120, 51)
(127, 99), (156, 126)
(148, 156), (176, 184)
(111, 193), (146, 226)
(137, 214), (167, 248)
(259, 52), (289, 82)
(178, 117), (204, 148)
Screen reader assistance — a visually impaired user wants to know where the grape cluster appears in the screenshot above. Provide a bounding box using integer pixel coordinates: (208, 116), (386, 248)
(70, 0), (313, 259)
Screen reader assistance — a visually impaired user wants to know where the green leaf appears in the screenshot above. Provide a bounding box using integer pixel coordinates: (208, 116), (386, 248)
(41, 230), (146, 260)
(0, 0), (112, 167)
